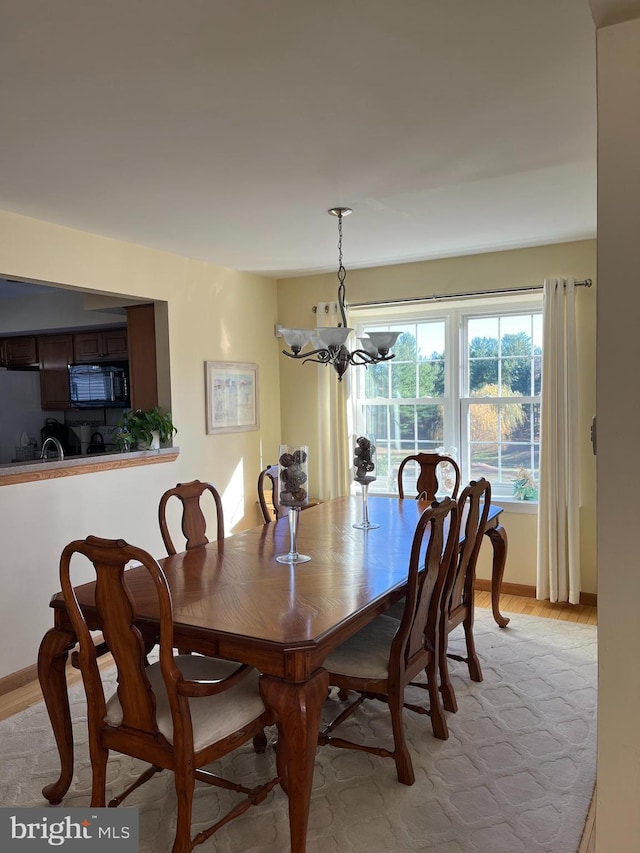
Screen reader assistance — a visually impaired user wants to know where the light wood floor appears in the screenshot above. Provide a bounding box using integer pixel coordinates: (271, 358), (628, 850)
(0, 593), (597, 851)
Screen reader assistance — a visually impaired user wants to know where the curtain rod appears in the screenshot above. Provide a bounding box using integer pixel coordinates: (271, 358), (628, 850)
(313, 278), (592, 313)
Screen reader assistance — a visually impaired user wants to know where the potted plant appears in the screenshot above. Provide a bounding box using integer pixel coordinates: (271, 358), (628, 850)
(116, 407), (177, 451)
(512, 467), (538, 501)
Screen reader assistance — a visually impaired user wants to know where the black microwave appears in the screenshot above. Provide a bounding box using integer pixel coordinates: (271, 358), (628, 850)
(69, 363), (129, 408)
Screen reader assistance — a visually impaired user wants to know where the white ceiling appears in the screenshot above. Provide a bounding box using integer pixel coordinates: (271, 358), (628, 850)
(0, 0), (597, 279)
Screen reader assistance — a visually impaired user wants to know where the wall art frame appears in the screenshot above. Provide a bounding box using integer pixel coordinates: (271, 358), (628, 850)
(205, 361), (259, 434)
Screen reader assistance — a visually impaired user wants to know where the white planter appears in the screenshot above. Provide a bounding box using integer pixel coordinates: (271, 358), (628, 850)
(137, 430), (160, 451)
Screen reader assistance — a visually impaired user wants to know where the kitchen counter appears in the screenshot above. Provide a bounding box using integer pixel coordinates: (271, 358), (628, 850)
(0, 446), (180, 486)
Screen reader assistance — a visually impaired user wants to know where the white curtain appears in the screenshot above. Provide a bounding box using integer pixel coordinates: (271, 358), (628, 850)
(536, 278), (580, 603)
(315, 301), (350, 500)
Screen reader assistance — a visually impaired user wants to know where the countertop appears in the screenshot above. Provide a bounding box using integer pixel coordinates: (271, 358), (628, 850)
(0, 446), (180, 485)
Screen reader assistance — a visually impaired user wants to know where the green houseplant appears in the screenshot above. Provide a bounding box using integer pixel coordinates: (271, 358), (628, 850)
(512, 467), (538, 501)
(116, 407), (177, 451)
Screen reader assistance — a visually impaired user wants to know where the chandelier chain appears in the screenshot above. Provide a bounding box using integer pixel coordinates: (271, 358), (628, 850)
(336, 211), (347, 326)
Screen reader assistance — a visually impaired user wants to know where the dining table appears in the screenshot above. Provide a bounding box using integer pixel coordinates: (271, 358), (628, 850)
(38, 494), (508, 852)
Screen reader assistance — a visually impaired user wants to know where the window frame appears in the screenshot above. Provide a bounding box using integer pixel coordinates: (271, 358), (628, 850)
(350, 292), (543, 505)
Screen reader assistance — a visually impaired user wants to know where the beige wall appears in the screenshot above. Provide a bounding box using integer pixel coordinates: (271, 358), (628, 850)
(277, 240), (597, 593)
(0, 210), (282, 679)
(594, 14), (640, 850)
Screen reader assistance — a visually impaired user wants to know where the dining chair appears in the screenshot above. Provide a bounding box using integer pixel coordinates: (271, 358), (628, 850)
(318, 497), (460, 786)
(257, 464), (321, 523)
(59, 535), (279, 853)
(158, 479), (224, 555)
(438, 477), (491, 713)
(397, 452), (461, 501)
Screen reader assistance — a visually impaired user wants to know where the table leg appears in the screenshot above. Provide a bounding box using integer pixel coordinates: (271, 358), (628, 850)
(484, 523), (510, 628)
(38, 626), (77, 804)
(260, 669), (329, 853)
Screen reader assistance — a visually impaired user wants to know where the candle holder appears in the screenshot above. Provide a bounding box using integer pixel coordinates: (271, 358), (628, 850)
(275, 444), (311, 564)
(352, 434), (379, 530)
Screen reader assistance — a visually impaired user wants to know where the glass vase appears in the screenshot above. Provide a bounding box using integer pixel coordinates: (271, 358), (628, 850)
(275, 444), (311, 564)
(352, 434), (379, 530)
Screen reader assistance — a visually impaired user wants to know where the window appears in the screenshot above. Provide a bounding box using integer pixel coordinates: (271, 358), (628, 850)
(352, 295), (542, 501)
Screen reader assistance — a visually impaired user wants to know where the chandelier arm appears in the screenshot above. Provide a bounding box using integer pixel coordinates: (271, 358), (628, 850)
(282, 347), (333, 364)
(348, 349), (396, 366)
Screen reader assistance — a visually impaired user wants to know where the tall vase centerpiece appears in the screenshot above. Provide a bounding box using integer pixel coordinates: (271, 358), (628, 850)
(275, 444), (311, 564)
(353, 435), (379, 530)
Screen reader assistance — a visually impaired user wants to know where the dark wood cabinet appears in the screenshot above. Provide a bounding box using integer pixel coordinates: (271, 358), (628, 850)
(3, 335), (38, 368)
(73, 328), (128, 363)
(39, 334), (74, 410)
(126, 304), (158, 411)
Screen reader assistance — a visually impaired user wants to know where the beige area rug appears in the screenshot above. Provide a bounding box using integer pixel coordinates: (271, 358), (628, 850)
(0, 610), (597, 853)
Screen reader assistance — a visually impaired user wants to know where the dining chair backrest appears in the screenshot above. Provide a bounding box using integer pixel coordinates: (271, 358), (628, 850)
(438, 477), (491, 714)
(447, 477), (491, 617)
(257, 464), (321, 523)
(59, 535), (277, 849)
(257, 464), (283, 522)
(397, 452), (461, 501)
(158, 479), (224, 555)
(394, 496), (460, 674)
(60, 536), (176, 740)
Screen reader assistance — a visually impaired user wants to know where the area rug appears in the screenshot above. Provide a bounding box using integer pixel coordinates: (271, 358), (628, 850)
(0, 610), (597, 853)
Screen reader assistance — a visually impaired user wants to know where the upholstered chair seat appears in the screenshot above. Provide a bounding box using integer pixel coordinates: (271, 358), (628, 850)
(105, 655), (266, 752)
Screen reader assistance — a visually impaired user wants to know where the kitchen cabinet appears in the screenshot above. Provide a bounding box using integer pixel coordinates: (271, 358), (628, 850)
(126, 304), (158, 410)
(73, 328), (128, 363)
(2, 335), (38, 368)
(39, 334), (73, 410)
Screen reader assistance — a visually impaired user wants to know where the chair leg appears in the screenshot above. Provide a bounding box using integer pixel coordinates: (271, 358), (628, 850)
(388, 693), (414, 785)
(172, 762), (195, 853)
(463, 614), (483, 682)
(439, 646), (458, 714)
(89, 744), (108, 807)
(425, 656), (449, 740)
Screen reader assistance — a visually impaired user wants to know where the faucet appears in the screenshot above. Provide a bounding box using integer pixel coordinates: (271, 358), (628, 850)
(40, 436), (64, 461)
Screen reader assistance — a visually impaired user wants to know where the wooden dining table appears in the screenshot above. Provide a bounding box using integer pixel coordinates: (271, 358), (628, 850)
(38, 494), (507, 852)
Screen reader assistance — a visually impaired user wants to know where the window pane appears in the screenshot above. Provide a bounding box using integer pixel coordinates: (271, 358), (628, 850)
(469, 443), (498, 482)
(416, 404), (444, 442)
(469, 402), (499, 442)
(468, 317), (499, 344)
(470, 358), (499, 394)
(416, 322), (445, 357)
(361, 405), (389, 440)
(501, 444), (536, 482)
(500, 314), (533, 343)
(364, 363), (389, 398)
(506, 403), (532, 441)
(390, 361), (416, 398)
(502, 356), (533, 395)
(418, 358), (444, 397)
(397, 405), (416, 440)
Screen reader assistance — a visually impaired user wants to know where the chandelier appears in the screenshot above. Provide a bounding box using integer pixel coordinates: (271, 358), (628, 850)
(278, 207), (400, 380)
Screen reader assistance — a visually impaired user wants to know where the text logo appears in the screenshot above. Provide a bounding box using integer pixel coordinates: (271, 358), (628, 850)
(0, 808), (138, 850)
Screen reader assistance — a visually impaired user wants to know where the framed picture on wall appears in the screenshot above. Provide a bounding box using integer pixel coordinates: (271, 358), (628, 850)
(205, 361), (259, 434)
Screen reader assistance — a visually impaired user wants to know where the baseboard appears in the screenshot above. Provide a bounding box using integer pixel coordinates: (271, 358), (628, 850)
(476, 579), (597, 608)
(0, 662), (38, 697)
